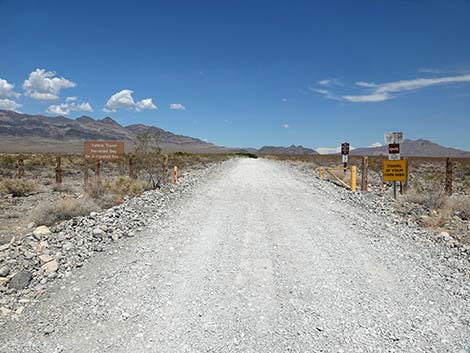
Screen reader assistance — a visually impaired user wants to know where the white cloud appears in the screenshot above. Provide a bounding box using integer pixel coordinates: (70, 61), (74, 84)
(373, 75), (470, 94)
(312, 74), (470, 103)
(0, 78), (20, 99)
(283, 123), (290, 129)
(282, 98), (287, 102)
(23, 69), (76, 101)
(169, 103), (186, 111)
(136, 98), (157, 112)
(66, 96), (77, 102)
(342, 93), (391, 102)
(309, 86), (341, 101)
(46, 101), (94, 116)
(418, 68), (444, 74)
(318, 79), (332, 86)
(0, 98), (22, 111)
(369, 142), (382, 148)
(355, 81), (378, 88)
(104, 89), (157, 113)
(317, 78), (341, 87)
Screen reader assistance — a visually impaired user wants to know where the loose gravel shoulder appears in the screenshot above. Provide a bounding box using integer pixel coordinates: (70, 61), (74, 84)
(1, 158), (469, 353)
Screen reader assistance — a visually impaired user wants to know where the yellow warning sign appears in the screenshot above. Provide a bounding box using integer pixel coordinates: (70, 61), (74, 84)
(383, 160), (407, 182)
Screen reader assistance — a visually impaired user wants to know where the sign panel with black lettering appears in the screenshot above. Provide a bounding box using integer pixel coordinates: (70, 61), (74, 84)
(383, 160), (407, 182)
(384, 132), (404, 144)
(84, 141), (124, 160)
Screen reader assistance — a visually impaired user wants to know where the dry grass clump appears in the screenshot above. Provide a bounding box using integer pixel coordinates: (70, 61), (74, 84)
(0, 178), (39, 197)
(85, 176), (145, 208)
(104, 176), (145, 196)
(30, 197), (100, 226)
(52, 182), (76, 193)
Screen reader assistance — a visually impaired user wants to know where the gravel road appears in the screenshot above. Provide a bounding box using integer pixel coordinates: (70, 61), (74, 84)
(2, 158), (469, 353)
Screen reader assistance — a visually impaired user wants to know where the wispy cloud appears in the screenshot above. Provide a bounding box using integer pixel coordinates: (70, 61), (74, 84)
(342, 93), (390, 102)
(418, 68), (445, 74)
(317, 78), (341, 87)
(283, 123), (290, 129)
(369, 142), (382, 148)
(170, 103), (186, 111)
(308, 86), (341, 101)
(311, 74), (470, 103)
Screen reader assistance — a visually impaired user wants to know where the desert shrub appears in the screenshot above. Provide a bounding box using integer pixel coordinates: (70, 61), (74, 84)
(445, 197), (470, 216)
(85, 176), (145, 208)
(30, 197), (100, 226)
(104, 176), (145, 196)
(404, 187), (447, 210)
(52, 182), (76, 193)
(0, 178), (38, 196)
(134, 132), (164, 188)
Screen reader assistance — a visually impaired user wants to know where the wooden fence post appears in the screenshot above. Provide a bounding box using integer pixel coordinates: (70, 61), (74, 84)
(173, 165), (178, 184)
(445, 157), (453, 196)
(400, 158), (408, 194)
(55, 156), (62, 184)
(16, 159), (25, 179)
(84, 159), (89, 187)
(95, 160), (100, 179)
(361, 156), (368, 192)
(163, 155), (169, 184)
(129, 156), (137, 179)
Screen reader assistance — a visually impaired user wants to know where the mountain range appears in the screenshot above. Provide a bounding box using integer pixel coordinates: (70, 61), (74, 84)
(256, 145), (319, 155)
(350, 139), (470, 158)
(0, 110), (230, 154)
(0, 110), (469, 157)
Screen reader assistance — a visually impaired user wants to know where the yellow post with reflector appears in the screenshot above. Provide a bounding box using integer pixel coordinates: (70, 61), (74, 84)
(350, 166), (357, 192)
(319, 167), (323, 179)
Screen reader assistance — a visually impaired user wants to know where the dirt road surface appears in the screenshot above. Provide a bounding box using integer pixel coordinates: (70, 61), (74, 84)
(2, 159), (469, 352)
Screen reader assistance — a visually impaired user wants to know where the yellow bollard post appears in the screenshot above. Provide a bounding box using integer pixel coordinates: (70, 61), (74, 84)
(350, 165), (357, 192)
(319, 167), (323, 179)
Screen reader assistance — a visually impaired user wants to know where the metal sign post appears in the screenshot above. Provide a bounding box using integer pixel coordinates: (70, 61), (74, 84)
(384, 132), (404, 199)
(341, 142), (350, 174)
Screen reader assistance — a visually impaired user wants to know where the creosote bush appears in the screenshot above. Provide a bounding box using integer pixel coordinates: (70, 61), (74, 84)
(0, 178), (39, 197)
(30, 197), (100, 226)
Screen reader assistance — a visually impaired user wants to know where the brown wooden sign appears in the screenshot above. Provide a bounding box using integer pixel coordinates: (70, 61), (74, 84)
(84, 141), (124, 160)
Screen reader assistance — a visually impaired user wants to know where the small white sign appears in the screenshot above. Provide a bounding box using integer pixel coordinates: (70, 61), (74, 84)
(388, 153), (401, 161)
(384, 132), (404, 144)
(342, 155), (348, 163)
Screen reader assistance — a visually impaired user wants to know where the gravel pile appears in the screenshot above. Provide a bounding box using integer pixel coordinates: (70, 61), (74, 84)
(291, 162), (470, 272)
(0, 164), (219, 318)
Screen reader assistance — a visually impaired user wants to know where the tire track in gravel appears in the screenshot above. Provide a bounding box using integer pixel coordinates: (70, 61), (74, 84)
(1, 158), (469, 353)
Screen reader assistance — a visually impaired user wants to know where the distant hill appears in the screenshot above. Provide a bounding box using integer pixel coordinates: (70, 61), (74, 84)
(257, 145), (319, 155)
(0, 110), (230, 154)
(350, 139), (470, 158)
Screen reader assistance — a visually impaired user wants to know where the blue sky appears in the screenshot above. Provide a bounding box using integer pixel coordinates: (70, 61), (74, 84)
(1, 0), (470, 152)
